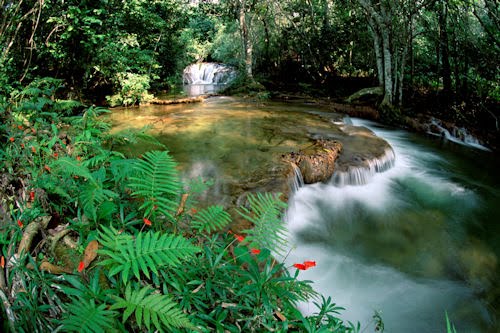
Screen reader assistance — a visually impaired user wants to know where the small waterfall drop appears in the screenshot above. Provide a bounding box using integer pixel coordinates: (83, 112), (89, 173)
(332, 147), (396, 186)
(428, 117), (491, 151)
(290, 163), (305, 193)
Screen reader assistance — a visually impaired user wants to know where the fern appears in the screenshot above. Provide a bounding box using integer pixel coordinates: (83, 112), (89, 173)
(238, 193), (288, 255)
(128, 150), (181, 221)
(98, 226), (200, 282)
(111, 284), (195, 331)
(192, 205), (231, 233)
(61, 298), (118, 333)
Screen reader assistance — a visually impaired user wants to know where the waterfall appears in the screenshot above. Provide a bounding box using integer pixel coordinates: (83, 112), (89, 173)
(183, 63), (236, 85)
(290, 163), (305, 193)
(332, 147), (396, 186)
(428, 117), (491, 151)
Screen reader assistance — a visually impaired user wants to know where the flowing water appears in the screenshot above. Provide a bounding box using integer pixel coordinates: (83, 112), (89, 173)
(109, 98), (500, 332)
(286, 119), (500, 332)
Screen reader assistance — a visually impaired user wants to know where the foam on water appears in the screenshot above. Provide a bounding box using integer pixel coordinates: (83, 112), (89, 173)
(284, 117), (489, 332)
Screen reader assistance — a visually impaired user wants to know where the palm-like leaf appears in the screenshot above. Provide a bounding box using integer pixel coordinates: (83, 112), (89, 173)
(61, 298), (118, 333)
(128, 150), (181, 221)
(111, 284), (194, 331)
(192, 205), (231, 233)
(98, 226), (200, 282)
(238, 193), (288, 255)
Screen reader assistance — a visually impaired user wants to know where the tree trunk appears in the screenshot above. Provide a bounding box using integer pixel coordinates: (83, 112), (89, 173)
(381, 28), (393, 106)
(239, 0), (253, 80)
(438, 0), (452, 101)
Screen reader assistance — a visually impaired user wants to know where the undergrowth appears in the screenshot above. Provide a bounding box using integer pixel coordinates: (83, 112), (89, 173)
(0, 78), (359, 332)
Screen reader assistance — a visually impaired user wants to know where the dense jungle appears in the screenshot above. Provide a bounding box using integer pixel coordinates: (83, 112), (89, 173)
(0, 0), (499, 332)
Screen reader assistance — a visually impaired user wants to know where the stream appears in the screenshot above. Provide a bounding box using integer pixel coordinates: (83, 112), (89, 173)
(110, 97), (500, 332)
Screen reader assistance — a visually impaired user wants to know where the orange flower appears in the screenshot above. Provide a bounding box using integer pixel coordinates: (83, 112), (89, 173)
(44, 165), (51, 172)
(17, 125), (23, 130)
(77, 261), (85, 272)
(304, 260), (316, 269)
(234, 234), (245, 242)
(9, 137), (14, 142)
(250, 248), (261, 255)
(76, 156), (81, 161)
(31, 146), (36, 153)
(17, 219), (23, 228)
(53, 152), (58, 158)
(293, 263), (307, 270)
(20, 143), (25, 148)
(29, 191), (35, 202)
(0, 256), (5, 269)
(143, 217), (152, 226)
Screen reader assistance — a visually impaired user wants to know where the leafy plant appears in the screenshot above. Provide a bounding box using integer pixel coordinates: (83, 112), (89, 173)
(128, 150), (181, 223)
(98, 226), (200, 282)
(191, 205), (231, 233)
(111, 284), (195, 331)
(238, 192), (288, 255)
(61, 298), (118, 333)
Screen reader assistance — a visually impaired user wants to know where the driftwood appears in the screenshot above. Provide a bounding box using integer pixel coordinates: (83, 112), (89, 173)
(149, 96), (204, 105)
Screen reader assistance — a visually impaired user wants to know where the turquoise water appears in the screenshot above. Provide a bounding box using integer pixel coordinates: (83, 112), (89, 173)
(285, 119), (500, 332)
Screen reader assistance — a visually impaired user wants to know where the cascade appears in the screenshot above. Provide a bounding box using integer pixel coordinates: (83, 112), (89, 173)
(428, 117), (491, 151)
(332, 147), (396, 186)
(290, 163), (305, 193)
(183, 62), (236, 85)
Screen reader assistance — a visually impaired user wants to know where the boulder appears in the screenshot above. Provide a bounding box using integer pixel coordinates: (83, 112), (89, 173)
(283, 140), (343, 184)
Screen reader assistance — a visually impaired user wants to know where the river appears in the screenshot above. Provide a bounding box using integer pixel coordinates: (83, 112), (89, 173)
(110, 97), (500, 332)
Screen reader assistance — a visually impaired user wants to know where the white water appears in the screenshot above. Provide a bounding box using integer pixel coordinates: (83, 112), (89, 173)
(284, 119), (490, 332)
(428, 118), (491, 152)
(183, 62), (236, 85)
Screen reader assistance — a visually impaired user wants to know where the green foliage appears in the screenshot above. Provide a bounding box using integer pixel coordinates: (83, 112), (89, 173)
(192, 205), (231, 233)
(61, 298), (118, 333)
(98, 226), (200, 282)
(107, 72), (154, 107)
(446, 312), (458, 333)
(128, 150), (181, 222)
(238, 192), (288, 254)
(111, 284), (195, 331)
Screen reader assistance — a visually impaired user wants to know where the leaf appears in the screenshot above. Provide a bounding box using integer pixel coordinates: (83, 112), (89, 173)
(128, 150), (181, 222)
(83, 240), (99, 268)
(192, 205), (231, 233)
(111, 284), (195, 331)
(238, 193), (288, 255)
(61, 298), (118, 332)
(98, 226), (200, 282)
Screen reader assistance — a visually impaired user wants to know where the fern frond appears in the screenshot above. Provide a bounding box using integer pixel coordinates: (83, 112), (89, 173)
(98, 226), (200, 282)
(192, 205), (231, 233)
(50, 157), (94, 180)
(61, 298), (118, 333)
(111, 284), (194, 331)
(238, 193), (288, 255)
(128, 150), (181, 221)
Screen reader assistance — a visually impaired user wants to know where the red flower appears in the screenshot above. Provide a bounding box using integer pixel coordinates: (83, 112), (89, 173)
(143, 218), (152, 226)
(20, 143), (25, 148)
(76, 156), (81, 161)
(18, 125), (23, 130)
(77, 261), (85, 272)
(29, 191), (35, 202)
(293, 263), (307, 270)
(234, 234), (245, 242)
(190, 208), (197, 214)
(9, 137), (14, 142)
(250, 248), (261, 255)
(53, 152), (58, 158)
(17, 220), (23, 228)
(304, 260), (316, 269)
(44, 165), (51, 172)
(0, 256), (5, 269)
(31, 146), (36, 153)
